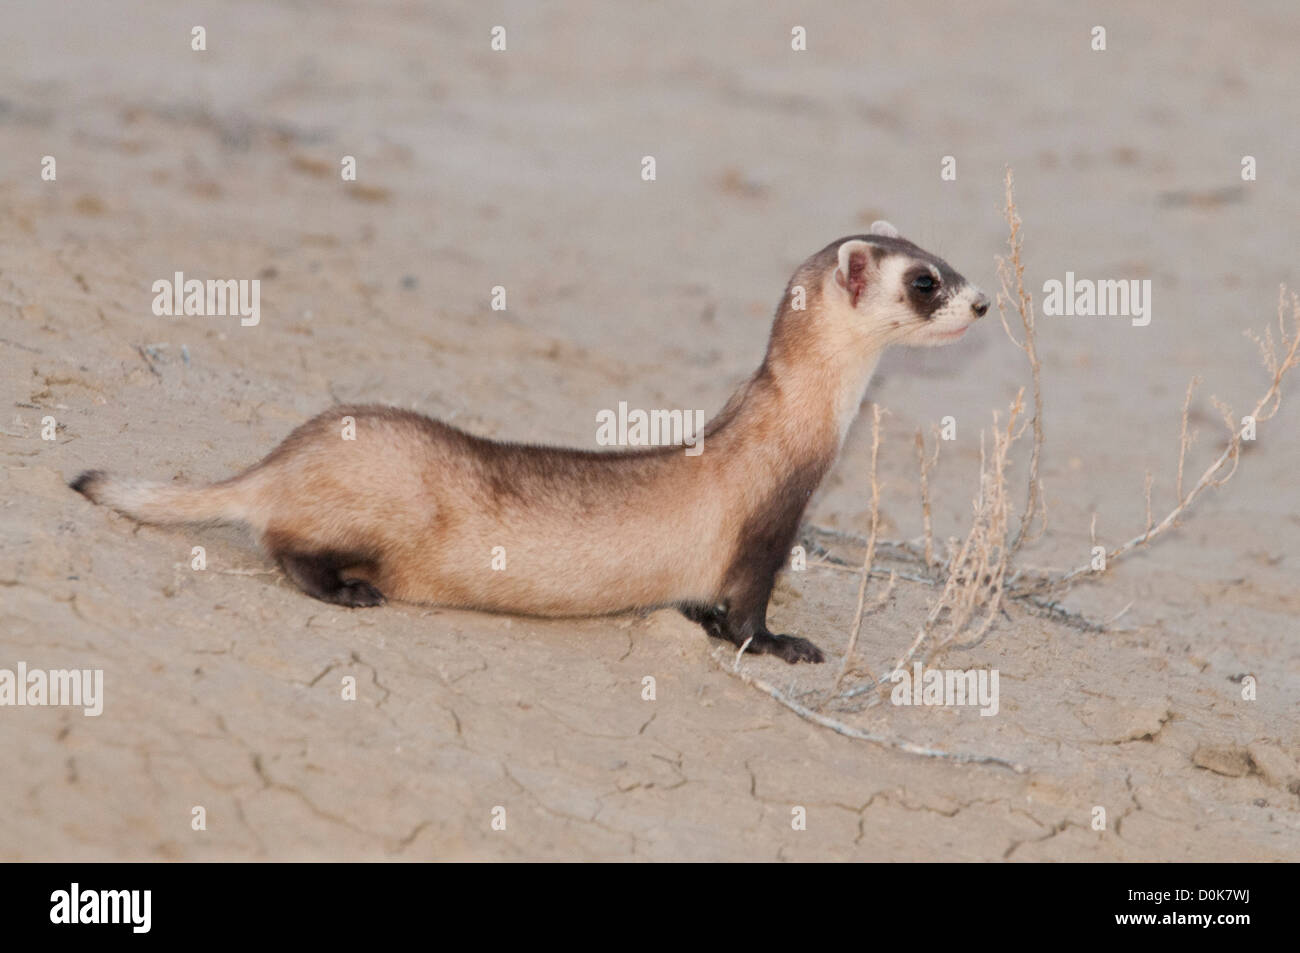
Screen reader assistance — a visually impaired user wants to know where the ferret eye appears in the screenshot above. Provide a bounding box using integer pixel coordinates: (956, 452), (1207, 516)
(912, 275), (938, 293)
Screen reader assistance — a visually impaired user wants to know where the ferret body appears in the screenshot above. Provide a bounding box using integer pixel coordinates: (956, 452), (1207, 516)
(72, 222), (987, 663)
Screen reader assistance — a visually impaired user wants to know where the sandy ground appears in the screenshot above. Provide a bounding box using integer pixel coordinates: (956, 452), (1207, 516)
(1, 1), (1298, 860)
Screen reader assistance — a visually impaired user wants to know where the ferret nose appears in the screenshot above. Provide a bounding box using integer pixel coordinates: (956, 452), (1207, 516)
(971, 292), (990, 318)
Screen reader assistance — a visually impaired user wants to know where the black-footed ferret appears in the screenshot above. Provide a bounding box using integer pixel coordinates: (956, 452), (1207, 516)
(72, 221), (987, 663)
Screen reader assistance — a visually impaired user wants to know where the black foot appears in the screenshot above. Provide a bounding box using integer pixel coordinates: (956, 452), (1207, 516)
(334, 578), (386, 607)
(276, 550), (385, 608)
(745, 632), (825, 664)
(679, 604), (726, 639)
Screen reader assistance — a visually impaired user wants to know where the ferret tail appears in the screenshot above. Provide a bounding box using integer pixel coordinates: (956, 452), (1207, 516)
(69, 469), (259, 527)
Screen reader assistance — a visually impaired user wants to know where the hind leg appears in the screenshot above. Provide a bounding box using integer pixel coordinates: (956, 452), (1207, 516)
(275, 550), (385, 607)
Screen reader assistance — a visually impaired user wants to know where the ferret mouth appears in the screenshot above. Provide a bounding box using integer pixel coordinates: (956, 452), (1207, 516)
(931, 324), (971, 340)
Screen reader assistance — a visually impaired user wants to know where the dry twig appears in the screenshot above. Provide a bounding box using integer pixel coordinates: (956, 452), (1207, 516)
(916, 427), (941, 567)
(709, 649), (1027, 773)
(996, 170), (1047, 555)
(831, 405), (890, 695)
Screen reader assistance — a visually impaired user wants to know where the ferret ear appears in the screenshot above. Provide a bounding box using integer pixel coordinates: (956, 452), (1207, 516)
(869, 220), (900, 238)
(835, 239), (873, 308)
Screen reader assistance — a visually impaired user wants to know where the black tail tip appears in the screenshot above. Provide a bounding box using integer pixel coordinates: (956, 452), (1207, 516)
(69, 469), (106, 499)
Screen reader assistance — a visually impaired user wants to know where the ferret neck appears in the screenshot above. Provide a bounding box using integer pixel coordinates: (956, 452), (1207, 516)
(707, 326), (883, 461)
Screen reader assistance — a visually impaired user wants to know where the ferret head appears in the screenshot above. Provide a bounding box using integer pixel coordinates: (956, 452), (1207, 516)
(820, 221), (989, 348)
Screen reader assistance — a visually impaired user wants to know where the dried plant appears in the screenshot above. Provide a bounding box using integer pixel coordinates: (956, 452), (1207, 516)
(1041, 285), (1300, 589)
(886, 390), (1025, 677)
(830, 404), (894, 697)
(915, 427), (941, 568)
(995, 169), (1048, 556)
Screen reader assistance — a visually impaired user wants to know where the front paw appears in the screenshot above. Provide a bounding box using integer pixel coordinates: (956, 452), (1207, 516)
(750, 632), (825, 664)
